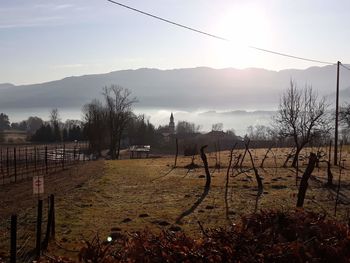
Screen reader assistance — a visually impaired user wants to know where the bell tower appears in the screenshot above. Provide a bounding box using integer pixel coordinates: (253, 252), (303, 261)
(169, 112), (175, 134)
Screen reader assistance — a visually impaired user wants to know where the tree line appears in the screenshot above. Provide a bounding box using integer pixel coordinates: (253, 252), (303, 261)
(2, 81), (350, 163)
(0, 110), (84, 143)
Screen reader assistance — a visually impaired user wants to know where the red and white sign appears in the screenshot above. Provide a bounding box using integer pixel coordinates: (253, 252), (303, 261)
(33, 176), (44, 195)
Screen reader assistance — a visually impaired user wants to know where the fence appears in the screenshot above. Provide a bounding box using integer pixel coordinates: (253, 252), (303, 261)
(0, 142), (89, 185)
(1, 195), (56, 262)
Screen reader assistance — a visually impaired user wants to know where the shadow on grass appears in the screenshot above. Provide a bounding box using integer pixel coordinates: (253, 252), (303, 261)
(176, 185), (210, 224)
(150, 167), (175, 182)
(176, 145), (211, 224)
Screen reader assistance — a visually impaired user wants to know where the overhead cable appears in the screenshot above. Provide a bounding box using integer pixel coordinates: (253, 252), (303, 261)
(106, 0), (338, 65)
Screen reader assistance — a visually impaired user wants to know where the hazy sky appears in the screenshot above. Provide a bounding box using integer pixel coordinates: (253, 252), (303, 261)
(1, 0), (350, 85)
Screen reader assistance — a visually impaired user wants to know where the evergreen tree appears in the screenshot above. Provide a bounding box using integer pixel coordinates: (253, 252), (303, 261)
(0, 113), (10, 131)
(31, 124), (54, 142)
(62, 128), (69, 142)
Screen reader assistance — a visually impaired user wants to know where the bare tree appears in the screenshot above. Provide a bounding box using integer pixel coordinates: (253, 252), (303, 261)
(83, 99), (107, 157)
(26, 116), (44, 134)
(103, 85), (136, 159)
(50, 109), (60, 125)
(176, 121), (200, 137)
(247, 124), (276, 141)
(212, 123), (223, 131)
(274, 81), (329, 167)
(49, 108), (61, 142)
(340, 104), (350, 143)
(340, 104), (350, 127)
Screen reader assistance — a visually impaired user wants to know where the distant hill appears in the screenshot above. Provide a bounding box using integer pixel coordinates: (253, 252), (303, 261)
(0, 65), (349, 111)
(0, 83), (15, 89)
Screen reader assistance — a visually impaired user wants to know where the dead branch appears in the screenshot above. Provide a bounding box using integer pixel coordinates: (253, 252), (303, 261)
(239, 139), (250, 168)
(174, 138), (178, 167)
(201, 145), (211, 189)
(246, 148), (263, 197)
(270, 148), (278, 177)
(176, 145), (211, 223)
(296, 153), (317, 207)
(197, 221), (208, 237)
(260, 146), (272, 168)
(231, 154), (242, 175)
(320, 160), (333, 186)
(225, 143), (236, 220)
(282, 147), (296, 168)
(231, 167), (254, 178)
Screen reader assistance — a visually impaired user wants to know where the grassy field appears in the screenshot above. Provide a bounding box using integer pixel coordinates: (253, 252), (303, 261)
(1, 146), (350, 260)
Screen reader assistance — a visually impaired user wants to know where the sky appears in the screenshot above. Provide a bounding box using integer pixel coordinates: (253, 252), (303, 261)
(1, 0), (350, 85)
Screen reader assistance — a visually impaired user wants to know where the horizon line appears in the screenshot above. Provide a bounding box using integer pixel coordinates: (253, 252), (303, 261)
(1, 64), (337, 86)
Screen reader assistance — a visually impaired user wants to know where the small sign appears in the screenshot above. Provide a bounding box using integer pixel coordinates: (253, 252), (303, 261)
(33, 176), (44, 195)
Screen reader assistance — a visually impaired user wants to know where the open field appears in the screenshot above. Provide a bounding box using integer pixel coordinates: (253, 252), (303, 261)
(0, 130), (27, 144)
(1, 146), (350, 260)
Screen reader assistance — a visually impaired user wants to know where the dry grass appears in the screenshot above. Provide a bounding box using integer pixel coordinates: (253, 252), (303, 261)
(1, 146), (350, 260)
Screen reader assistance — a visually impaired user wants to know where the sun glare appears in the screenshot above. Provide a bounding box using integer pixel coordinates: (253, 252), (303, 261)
(211, 4), (273, 68)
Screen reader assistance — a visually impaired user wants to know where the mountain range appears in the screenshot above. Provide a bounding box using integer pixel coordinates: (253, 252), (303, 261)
(0, 65), (349, 112)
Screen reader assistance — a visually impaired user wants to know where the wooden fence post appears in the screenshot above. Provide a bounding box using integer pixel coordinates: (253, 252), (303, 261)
(50, 194), (55, 238)
(36, 199), (43, 258)
(34, 147), (37, 174)
(14, 147), (17, 182)
(42, 194), (55, 250)
(6, 147), (9, 178)
(25, 147), (28, 175)
(54, 146), (57, 172)
(83, 143), (86, 162)
(18, 148), (21, 180)
(200, 145), (211, 189)
(77, 146), (81, 163)
(10, 214), (17, 263)
(45, 146), (48, 175)
(62, 144), (65, 170)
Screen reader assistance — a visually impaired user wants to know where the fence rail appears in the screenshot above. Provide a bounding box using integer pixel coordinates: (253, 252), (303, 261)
(0, 142), (89, 185)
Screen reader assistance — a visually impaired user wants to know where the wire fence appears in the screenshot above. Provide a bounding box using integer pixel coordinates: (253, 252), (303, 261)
(0, 195), (55, 262)
(0, 142), (90, 185)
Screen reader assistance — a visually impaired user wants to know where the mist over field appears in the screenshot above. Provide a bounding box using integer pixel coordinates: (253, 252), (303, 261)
(1, 65), (349, 134)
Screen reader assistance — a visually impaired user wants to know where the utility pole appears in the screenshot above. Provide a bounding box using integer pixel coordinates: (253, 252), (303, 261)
(334, 61), (340, 165)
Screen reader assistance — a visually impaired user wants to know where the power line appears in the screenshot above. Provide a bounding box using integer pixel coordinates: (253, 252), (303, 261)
(340, 63), (350, 71)
(106, 0), (228, 41)
(106, 0), (336, 65)
(249, 46), (334, 65)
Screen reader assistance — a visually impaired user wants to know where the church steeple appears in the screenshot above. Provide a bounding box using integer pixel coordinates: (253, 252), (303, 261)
(169, 112), (175, 134)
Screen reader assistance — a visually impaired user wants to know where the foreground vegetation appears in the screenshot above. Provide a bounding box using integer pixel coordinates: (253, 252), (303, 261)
(43, 210), (350, 262)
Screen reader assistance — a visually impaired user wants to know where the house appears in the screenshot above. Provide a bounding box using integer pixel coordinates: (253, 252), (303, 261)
(129, 145), (151, 158)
